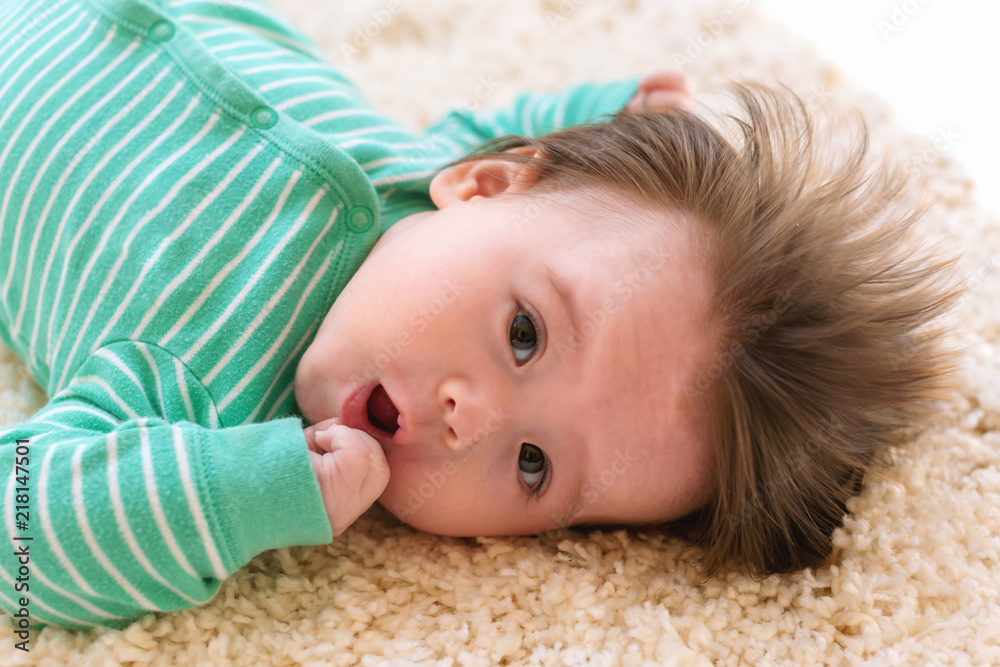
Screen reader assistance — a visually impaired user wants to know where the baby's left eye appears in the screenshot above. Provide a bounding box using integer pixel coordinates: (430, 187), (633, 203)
(509, 310), (538, 364)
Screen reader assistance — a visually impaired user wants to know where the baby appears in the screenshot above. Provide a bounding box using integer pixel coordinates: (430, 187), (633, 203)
(0, 0), (959, 632)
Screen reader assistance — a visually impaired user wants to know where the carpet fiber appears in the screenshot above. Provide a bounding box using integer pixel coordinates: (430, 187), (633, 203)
(2, 0), (999, 664)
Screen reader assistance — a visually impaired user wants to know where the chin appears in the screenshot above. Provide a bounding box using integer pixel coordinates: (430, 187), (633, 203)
(376, 496), (448, 535)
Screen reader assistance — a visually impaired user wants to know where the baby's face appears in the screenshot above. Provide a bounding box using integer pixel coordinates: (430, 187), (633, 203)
(296, 186), (716, 536)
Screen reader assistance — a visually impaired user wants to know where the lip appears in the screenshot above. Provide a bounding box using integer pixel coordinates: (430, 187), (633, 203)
(341, 381), (407, 445)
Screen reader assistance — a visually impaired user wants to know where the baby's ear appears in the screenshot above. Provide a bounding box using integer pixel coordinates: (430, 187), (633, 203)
(429, 146), (542, 208)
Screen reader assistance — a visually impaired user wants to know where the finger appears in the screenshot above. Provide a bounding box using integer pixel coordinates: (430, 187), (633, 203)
(645, 90), (693, 112)
(303, 417), (339, 451)
(638, 69), (691, 96)
(306, 416), (340, 435)
(312, 421), (356, 454)
(359, 443), (391, 505)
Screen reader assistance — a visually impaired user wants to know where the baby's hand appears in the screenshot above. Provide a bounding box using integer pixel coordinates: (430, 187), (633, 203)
(304, 419), (390, 536)
(626, 70), (693, 112)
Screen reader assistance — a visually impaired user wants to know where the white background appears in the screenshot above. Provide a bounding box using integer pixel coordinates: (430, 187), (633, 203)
(755, 0), (1000, 216)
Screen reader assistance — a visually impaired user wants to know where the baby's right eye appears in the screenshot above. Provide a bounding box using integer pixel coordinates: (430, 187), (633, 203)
(509, 309), (538, 365)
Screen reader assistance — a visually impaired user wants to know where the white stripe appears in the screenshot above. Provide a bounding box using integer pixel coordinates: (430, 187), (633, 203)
(0, 0), (77, 103)
(178, 14), (324, 60)
(136, 344), (168, 419)
(224, 49), (288, 62)
(330, 124), (416, 142)
(197, 189), (328, 383)
(183, 25), (241, 41)
(157, 161), (293, 350)
(91, 134), (260, 349)
(273, 88), (352, 112)
(239, 61), (333, 76)
(0, 568), (100, 629)
(2, 447), (125, 623)
(370, 168), (438, 187)
(218, 213), (337, 411)
(14, 45), (164, 341)
(64, 376), (140, 420)
(51, 112), (223, 389)
(302, 107), (384, 129)
(262, 376), (297, 422)
(106, 434), (204, 604)
(138, 422), (200, 580)
(359, 138), (457, 154)
(5, 419), (83, 434)
(95, 348), (145, 395)
(170, 425), (228, 580)
(36, 85), (195, 373)
(258, 323), (316, 423)
(3, 15), (102, 311)
(0, 587), (100, 629)
(129, 143), (269, 341)
(520, 96), (536, 136)
(360, 155), (441, 171)
(174, 358), (199, 425)
(34, 404), (118, 429)
(72, 445), (159, 610)
(0, 10), (91, 306)
(170, 0), (263, 9)
(206, 38), (260, 53)
(554, 91), (568, 131)
(39, 445), (97, 596)
(0, 0), (37, 46)
(57, 118), (239, 386)
(258, 75), (346, 93)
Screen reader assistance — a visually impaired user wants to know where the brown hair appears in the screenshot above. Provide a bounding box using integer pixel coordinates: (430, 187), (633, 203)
(439, 83), (964, 575)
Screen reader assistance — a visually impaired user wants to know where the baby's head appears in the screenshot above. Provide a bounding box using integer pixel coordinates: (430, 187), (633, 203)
(296, 83), (962, 575)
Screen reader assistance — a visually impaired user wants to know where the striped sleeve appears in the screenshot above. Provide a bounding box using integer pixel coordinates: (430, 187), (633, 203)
(0, 341), (332, 630)
(420, 76), (642, 153)
(358, 75), (642, 212)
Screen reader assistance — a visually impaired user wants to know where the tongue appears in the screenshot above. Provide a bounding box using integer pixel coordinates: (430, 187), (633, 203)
(367, 384), (400, 434)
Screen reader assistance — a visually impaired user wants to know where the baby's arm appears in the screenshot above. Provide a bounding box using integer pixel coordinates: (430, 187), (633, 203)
(0, 342), (331, 629)
(424, 70), (692, 150)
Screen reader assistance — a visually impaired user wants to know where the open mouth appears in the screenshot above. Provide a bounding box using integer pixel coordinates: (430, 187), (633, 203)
(367, 384), (400, 436)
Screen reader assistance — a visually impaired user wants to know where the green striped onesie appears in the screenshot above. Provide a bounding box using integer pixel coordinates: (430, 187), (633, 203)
(0, 0), (639, 629)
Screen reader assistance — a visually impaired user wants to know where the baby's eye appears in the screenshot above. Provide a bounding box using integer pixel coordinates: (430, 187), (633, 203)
(509, 310), (538, 365)
(518, 443), (548, 497)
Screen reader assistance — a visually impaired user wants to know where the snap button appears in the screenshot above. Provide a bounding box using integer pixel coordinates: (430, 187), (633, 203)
(250, 106), (277, 129)
(345, 205), (373, 232)
(149, 20), (175, 43)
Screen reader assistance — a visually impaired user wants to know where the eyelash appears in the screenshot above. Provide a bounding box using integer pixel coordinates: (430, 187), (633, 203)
(509, 307), (549, 502)
(509, 304), (544, 366)
(518, 443), (550, 503)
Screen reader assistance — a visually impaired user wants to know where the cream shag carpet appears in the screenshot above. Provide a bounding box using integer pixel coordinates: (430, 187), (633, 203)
(3, 0), (1000, 665)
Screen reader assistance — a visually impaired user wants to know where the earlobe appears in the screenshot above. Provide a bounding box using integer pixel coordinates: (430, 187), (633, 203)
(429, 145), (542, 209)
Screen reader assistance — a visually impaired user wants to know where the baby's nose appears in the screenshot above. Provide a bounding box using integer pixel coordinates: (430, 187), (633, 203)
(438, 378), (511, 451)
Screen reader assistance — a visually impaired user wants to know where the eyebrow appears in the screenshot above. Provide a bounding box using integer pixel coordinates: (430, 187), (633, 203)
(546, 267), (583, 347)
(545, 267), (589, 524)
